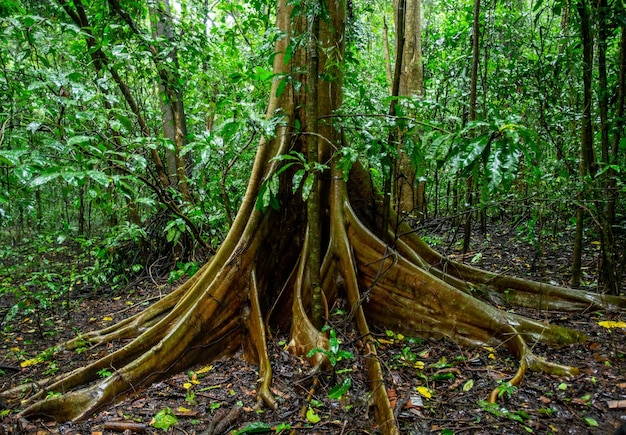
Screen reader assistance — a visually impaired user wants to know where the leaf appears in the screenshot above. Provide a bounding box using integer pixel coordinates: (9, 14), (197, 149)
(275, 77), (288, 98)
(306, 407), (321, 424)
(30, 170), (62, 187)
(196, 365), (213, 374)
(463, 379), (474, 391)
(102, 316), (113, 322)
(598, 321), (626, 329)
(583, 417), (598, 427)
(67, 135), (93, 146)
(328, 377), (351, 399)
(233, 422), (272, 434)
(20, 357), (43, 368)
(301, 173), (314, 201)
(0, 149), (26, 166)
(151, 407), (178, 430)
(416, 386), (433, 399)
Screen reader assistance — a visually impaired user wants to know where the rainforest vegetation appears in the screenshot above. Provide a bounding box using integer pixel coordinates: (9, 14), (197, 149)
(1, 0), (625, 433)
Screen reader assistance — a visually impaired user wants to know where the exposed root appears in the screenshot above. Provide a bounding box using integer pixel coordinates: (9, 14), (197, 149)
(331, 176), (399, 435)
(392, 218), (626, 311)
(247, 269), (278, 410)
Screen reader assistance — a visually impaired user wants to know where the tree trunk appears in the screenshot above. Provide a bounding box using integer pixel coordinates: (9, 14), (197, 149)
(571, 0), (596, 287)
(392, 0), (425, 218)
(5, 2), (626, 434)
(462, 0), (481, 255)
(149, 0), (192, 203)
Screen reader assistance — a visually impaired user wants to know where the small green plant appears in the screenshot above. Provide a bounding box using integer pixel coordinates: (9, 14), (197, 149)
(97, 368), (112, 378)
(496, 380), (517, 399)
(43, 361), (58, 376)
(478, 400), (531, 427)
(168, 261), (199, 283)
(151, 407), (178, 431)
(306, 328), (353, 367)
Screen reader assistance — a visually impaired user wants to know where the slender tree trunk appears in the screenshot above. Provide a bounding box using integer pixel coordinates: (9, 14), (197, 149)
(462, 0), (481, 255)
(306, 0), (323, 329)
(571, 0), (596, 286)
(149, 0), (192, 203)
(393, 0), (425, 218)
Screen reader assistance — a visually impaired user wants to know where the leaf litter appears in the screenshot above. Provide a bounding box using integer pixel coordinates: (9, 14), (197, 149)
(1, 224), (625, 434)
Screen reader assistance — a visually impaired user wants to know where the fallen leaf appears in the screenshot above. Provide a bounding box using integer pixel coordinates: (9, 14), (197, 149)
(102, 316), (113, 322)
(462, 379), (474, 392)
(20, 357), (42, 368)
(598, 321), (626, 329)
(607, 400), (626, 409)
(306, 407), (320, 423)
(416, 386), (433, 399)
(196, 365), (213, 374)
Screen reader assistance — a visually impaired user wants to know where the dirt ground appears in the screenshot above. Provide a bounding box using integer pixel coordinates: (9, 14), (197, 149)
(1, 223), (625, 434)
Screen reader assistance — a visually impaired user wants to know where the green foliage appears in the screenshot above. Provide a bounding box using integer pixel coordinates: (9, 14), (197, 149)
(307, 328), (354, 367)
(151, 407), (178, 431)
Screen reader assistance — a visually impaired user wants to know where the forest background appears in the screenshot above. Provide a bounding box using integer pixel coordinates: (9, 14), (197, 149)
(1, 0), (624, 296)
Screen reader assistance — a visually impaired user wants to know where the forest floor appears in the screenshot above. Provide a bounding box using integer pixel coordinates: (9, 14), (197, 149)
(1, 222), (625, 435)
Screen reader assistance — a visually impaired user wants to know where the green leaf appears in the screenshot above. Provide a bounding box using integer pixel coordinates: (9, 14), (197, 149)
(0, 149), (26, 166)
(31, 169), (62, 187)
(252, 66), (274, 82)
(152, 407), (178, 430)
(275, 77), (288, 98)
(583, 417), (598, 427)
(301, 173), (314, 201)
(463, 379), (474, 391)
(86, 170), (110, 186)
(306, 407), (321, 424)
(233, 421), (272, 434)
(328, 377), (351, 399)
(67, 135), (93, 146)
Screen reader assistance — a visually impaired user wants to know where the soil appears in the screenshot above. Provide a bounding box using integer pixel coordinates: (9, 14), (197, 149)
(1, 223), (625, 435)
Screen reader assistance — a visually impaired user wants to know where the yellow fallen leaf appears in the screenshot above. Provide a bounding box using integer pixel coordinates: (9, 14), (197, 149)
(598, 321), (626, 329)
(414, 361), (425, 370)
(396, 333), (404, 341)
(20, 357), (42, 368)
(102, 316), (113, 321)
(113, 296), (121, 300)
(177, 406), (191, 413)
(416, 386), (432, 399)
(306, 407), (321, 423)
(377, 339), (394, 345)
(196, 365), (213, 374)
(488, 353), (496, 360)
(183, 382), (192, 389)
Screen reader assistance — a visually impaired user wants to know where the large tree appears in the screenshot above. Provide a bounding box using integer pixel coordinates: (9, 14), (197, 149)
(4, 1), (625, 433)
